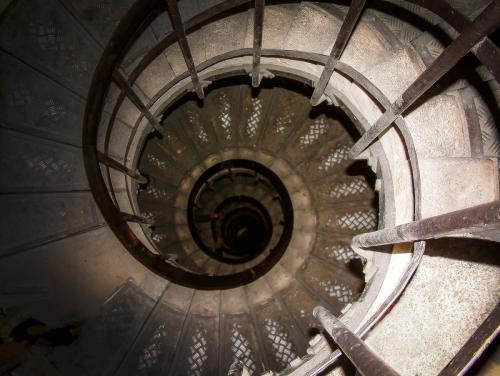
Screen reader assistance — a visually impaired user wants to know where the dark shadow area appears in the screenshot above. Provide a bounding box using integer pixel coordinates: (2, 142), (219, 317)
(424, 238), (500, 266)
(161, 74), (314, 117)
(467, 334), (499, 375)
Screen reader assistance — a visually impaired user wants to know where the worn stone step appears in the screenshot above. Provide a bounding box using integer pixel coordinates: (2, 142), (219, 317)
(363, 43), (426, 102)
(418, 157), (498, 218)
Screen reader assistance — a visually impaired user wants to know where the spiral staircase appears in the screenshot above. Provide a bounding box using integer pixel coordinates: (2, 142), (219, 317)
(0, 0), (499, 375)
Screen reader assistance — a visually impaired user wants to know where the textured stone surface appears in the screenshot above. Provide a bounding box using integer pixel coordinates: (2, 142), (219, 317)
(419, 158), (498, 218)
(284, 3), (340, 54)
(64, 0), (135, 47)
(364, 44), (425, 101)
(0, 0), (100, 96)
(245, 4), (299, 50)
(0, 51), (85, 146)
(204, 12), (248, 60)
(0, 128), (88, 192)
(134, 52), (177, 100)
(367, 238), (500, 375)
(406, 94), (469, 158)
(0, 192), (100, 257)
(71, 281), (155, 376)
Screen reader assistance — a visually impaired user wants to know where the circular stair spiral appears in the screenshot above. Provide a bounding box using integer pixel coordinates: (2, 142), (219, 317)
(0, 1), (498, 375)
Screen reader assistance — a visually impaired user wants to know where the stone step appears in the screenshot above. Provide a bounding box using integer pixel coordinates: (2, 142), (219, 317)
(296, 135), (354, 182)
(57, 281), (157, 376)
(309, 175), (376, 208)
(284, 3), (342, 55)
(141, 141), (187, 186)
(363, 43), (426, 102)
(150, 225), (181, 250)
(175, 291), (218, 375)
(203, 11), (248, 61)
(238, 83), (276, 148)
(203, 83), (243, 149)
(258, 86), (312, 152)
(418, 157), (498, 218)
(283, 112), (348, 166)
(159, 114), (202, 170)
(174, 99), (220, 158)
(244, 3), (300, 50)
(114, 283), (193, 375)
(405, 92), (470, 158)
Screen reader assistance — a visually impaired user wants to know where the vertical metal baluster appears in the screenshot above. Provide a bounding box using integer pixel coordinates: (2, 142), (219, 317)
(314, 306), (400, 376)
(310, 0), (366, 106)
(252, 0), (265, 87)
(98, 151), (148, 184)
(112, 71), (164, 134)
(165, 0), (205, 99)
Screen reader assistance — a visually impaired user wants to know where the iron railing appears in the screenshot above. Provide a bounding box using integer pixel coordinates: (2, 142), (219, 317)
(82, 0), (500, 373)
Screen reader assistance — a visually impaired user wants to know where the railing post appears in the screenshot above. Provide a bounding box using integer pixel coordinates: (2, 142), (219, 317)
(314, 306), (400, 376)
(121, 212), (154, 225)
(111, 71), (164, 134)
(439, 303), (500, 376)
(352, 201), (500, 248)
(97, 151), (148, 184)
(165, 0), (205, 99)
(310, 0), (366, 106)
(350, 0), (500, 157)
(251, 0), (265, 87)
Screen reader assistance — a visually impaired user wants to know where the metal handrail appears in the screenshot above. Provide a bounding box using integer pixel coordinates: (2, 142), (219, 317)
(314, 306), (400, 376)
(83, 0), (499, 373)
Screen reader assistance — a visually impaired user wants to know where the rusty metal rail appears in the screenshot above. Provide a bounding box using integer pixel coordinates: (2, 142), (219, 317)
(97, 151), (148, 184)
(439, 302), (500, 376)
(165, 0), (205, 99)
(352, 201), (500, 248)
(112, 70), (164, 134)
(410, 0), (500, 84)
(310, 0), (366, 106)
(314, 306), (400, 376)
(251, 0), (265, 87)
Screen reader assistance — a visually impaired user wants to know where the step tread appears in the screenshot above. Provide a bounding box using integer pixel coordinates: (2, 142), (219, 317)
(419, 157), (498, 218)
